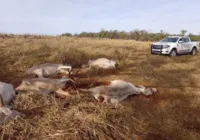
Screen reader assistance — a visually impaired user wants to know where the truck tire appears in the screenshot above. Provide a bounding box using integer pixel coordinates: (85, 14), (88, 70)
(169, 49), (177, 57)
(190, 47), (197, 55)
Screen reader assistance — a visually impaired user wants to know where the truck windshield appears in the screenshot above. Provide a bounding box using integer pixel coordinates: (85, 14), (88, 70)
(159, 37), (179, 43)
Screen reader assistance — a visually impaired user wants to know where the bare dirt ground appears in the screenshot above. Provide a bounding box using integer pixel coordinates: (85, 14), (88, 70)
(0, 35), (200, 140)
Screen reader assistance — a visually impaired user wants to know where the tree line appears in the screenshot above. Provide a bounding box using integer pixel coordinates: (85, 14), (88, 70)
(61, 29), (200, 41)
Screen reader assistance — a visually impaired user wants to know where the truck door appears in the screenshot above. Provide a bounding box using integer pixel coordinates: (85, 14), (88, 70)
(183, 37), (190, 52)
(177, 38), (186, 53)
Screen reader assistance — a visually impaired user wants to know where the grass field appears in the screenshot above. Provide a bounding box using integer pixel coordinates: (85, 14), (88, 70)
(0, 35), (200, 140)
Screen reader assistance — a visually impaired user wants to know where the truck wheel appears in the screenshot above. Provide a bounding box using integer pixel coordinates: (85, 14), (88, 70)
(190, 48), (197, 55)
(169, 49), (177, 57)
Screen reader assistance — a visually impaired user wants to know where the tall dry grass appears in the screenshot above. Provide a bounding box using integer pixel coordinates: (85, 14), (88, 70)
(0, 35), (200, 140)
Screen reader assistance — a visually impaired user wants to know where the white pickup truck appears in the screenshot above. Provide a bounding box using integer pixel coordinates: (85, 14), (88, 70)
(151, 36), (200, 57)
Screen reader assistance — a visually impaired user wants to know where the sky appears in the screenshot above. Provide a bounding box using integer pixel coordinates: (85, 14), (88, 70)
(0, 0), (200, 35)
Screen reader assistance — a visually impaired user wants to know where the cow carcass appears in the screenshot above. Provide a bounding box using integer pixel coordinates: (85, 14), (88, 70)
(82, 58), (118, 69)
(0, 95), (23, 125)
(26, 63), (72, 78)
(81, 80), (158, 105)
(0, 82), (16, 105)
(15, 77), (75, 95)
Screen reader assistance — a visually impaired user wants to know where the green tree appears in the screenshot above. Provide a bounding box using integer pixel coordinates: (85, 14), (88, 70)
(61, 33), (72, 36)
(61, 29), (200, 41)
(180, 30), (187, 36)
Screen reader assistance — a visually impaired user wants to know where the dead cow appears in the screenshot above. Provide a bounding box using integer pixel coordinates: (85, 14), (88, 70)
(15, 77), (75, 95)
(82, 58), (118, 69)
(81, 80), (158, 105)
(0, 82), (16, 105)
(26, 63), (72, 78)
(0, 95), (23, 125)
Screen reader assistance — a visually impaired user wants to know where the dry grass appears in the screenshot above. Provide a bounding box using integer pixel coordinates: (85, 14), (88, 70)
(0, 35), (200, 140)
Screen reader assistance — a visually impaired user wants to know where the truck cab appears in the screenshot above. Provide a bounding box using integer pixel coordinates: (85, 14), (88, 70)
(151, 36), (199, 57)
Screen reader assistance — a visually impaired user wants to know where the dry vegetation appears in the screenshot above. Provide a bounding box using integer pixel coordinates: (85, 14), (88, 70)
(0, 35), (200, 140)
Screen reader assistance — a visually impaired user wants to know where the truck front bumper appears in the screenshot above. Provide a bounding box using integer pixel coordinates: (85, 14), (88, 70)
(151, 49), (170, 55)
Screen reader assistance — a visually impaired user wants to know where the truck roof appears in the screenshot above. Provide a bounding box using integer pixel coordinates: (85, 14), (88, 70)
(168, 36), (189, 38)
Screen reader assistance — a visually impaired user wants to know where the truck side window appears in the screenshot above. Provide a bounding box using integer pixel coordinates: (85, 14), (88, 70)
(183, 38), (189, 42)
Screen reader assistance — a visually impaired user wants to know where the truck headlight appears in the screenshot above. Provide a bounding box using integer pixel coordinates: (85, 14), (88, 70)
(163, 45), (170, 48)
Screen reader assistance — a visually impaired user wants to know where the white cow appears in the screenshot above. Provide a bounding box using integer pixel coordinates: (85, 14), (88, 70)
(0, 82), (16, 105)
(0, 95), (22, 125)
(81, 80), (158, 106)
(26, 63), (72, 78)
(82, 58), (118, 69)
(15, 77), (75, 95)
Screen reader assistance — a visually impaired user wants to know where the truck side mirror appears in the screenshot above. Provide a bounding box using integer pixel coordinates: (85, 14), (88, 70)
(178, 40), (183, 43)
